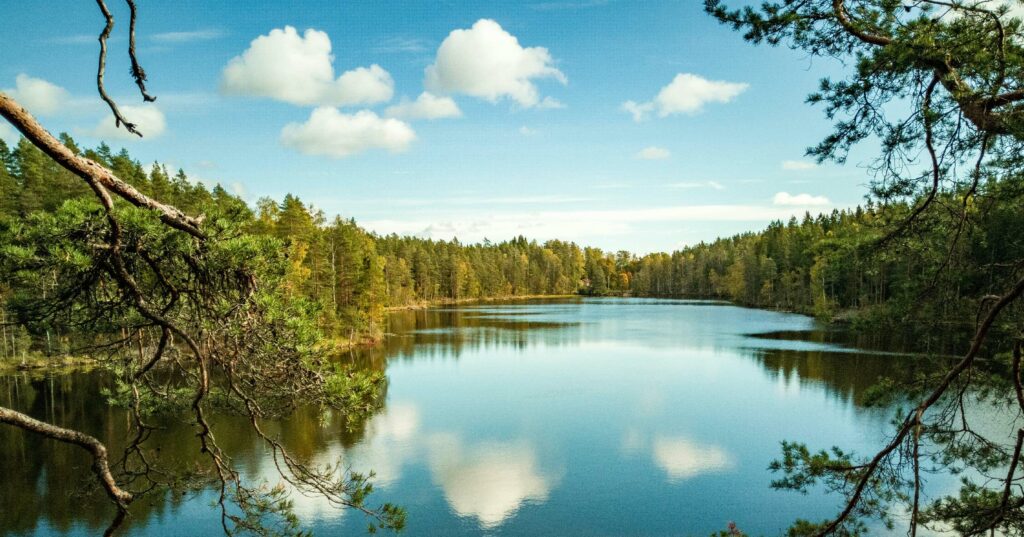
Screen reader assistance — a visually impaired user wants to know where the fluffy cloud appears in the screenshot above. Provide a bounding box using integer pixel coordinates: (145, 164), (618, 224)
(280, 107), (416, 158)
(333, 65), (395, 106)
(637, 146), (670, 160)
(92, 104), (166, 140)
(773, 192), (830, 206)
(425, 19), (566, 108)
(623, 73), (748, 121)
(385, 92), (462, 120)
(3, 74), (71, 116)
(221, 26), (394, 106)
(782, 160), (817, 171)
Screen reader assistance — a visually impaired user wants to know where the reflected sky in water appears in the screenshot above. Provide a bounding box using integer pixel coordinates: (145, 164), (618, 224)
(2, 298), (941, 536)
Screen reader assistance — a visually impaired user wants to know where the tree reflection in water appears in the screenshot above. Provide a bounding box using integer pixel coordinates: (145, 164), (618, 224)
(2, 299), (938, 536)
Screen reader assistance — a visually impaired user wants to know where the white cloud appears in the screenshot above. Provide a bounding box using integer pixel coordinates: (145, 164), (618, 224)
(3, 74), (71, 116)
(0, 122), (18, 145)
(637, 146), (670, 160)
(221, 26), (394, 107)
(781, 160), (817, 171)
(334, 65), (395, 106)
(425, 19), (566, 108)
(773, 192), (830, 206)
(536, 96), (566, 109)
(92, 104), (166, 140)
(622, 101), (655, 122)
(667, 181), (724, 190)
(360, 203), (839, 245)
(385, 92), (462, 120)
(624, 73), (748, 121)
(151, 28), (225, 43)
(652, 437), (733, 482)
(519, 126), (537, 136)
(280, 107), (416, 158)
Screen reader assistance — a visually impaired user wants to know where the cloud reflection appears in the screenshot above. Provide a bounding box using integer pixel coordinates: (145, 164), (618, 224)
(652, 436), (733, 482)
(267, 403), (423, 520)
(427, 434), (555, 528)
(348, 402), (421, 485)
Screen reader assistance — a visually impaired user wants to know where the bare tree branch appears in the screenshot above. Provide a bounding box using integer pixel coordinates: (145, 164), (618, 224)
(125, 0), (156, 103)
(95, 0), (142, 137)
(0, 406), (133, 507)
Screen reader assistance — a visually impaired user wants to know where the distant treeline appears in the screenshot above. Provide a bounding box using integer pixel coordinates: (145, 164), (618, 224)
(2, 136), (1020, 357)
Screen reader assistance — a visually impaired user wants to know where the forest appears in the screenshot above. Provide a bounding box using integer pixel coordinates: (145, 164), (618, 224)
(3, 134), (1022, 360)
(6, 0), (1024, 534)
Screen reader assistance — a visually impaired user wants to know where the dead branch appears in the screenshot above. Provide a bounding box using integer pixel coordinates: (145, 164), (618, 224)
(0, 406), (133, 507)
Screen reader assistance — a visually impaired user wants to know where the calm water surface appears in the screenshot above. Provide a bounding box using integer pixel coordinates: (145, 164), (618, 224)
(1, 298), (939, 536)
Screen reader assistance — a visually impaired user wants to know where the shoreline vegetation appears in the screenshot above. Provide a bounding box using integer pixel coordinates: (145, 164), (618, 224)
(0, 135), (1001, 367)
(382, 293), (580, 311)
(0, 293), (812, 374)
(0, 354), (97, 375)
(0, 290), (956, 377)
(3, 2), (1022, 534)
(0, 293), (820, 376)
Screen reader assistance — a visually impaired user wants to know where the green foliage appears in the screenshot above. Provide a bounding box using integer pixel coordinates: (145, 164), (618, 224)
(920, 479), (1022, 535)
(3, 133), (1020, 359)
(0, 134), (405, 535)
(3, 76), (1024, 531)
(769, 441), (903, 535)
(324, 365), (388, 418)
(705, 0), (1024, 534)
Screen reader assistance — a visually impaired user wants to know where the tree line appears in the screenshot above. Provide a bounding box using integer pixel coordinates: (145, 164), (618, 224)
(3, 134), (1019, 359)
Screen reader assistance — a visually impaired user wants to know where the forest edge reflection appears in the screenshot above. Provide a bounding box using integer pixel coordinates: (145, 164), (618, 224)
(1, 298), (919, 536)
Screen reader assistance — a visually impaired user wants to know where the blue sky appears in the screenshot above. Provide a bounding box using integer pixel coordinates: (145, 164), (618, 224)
(1, 0), (880, 253)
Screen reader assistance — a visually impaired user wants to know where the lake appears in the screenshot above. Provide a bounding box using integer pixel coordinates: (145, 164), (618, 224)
(0, 298), (937, 536)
